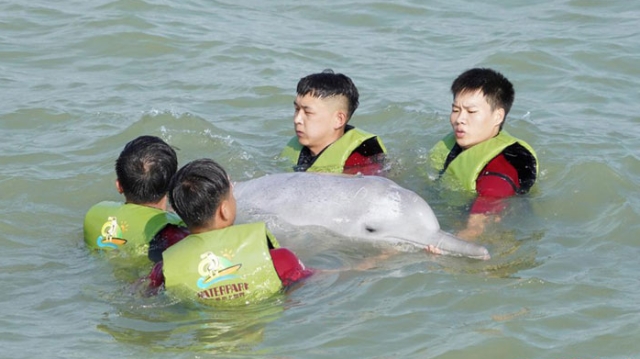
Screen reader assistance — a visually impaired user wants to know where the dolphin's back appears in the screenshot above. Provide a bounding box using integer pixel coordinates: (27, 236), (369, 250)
(234, 172), (439, 234)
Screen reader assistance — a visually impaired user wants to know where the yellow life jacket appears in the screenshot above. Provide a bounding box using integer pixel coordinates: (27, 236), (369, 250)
(83, 201), (184, 256)
(429, 131), (538, 192)
(162, 222), (283, 306)
(280, 126), (386, 173)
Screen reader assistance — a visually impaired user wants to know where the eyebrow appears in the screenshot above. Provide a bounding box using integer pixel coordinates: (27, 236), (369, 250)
(452, 102), (478, 109)
(293, 100), (311, 110)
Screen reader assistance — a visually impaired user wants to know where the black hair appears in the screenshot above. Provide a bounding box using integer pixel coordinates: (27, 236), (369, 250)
(115, 135), (178, 204)
(296, 69), (360, 120)
(168, 158), (231, 229)
(451, 68), (515, 127)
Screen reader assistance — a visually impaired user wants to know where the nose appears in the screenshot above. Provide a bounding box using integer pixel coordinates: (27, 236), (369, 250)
(452, 111), (466, 125)
(294, 110), (303, 125)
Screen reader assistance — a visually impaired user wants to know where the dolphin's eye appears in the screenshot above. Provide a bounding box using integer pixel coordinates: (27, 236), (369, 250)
(365, 226), (376, 233)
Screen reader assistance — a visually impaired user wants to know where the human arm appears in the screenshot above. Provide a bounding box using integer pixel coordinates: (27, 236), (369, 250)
(458, 154), (518, 240)
(143, 260), (165, 296)
(343, 137), (386, 175)
(148, 224), (190, 263)
(343, 152), (384, 175)
(270, 248), (314, 286)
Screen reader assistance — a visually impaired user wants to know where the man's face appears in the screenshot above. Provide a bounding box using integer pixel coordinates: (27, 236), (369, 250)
(293, 94), (345, 156)
(449, 89), (504, 150)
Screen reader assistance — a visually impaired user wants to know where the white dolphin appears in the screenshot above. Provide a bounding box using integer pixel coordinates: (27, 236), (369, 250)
(233, 172), (490, 260)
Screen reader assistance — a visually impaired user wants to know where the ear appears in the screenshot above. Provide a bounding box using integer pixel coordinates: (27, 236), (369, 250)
(115, 179), (124, 194)
(219, 199), (233, 224)
(333, 110), (348, 130)
(493, 108), (505, 127)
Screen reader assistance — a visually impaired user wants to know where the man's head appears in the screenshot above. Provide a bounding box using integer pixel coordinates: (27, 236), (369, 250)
(115, 135), (177, 205)
(293, 69), (360, 155)
(168, 159), (236, 233)
(449, 68), (515, 149)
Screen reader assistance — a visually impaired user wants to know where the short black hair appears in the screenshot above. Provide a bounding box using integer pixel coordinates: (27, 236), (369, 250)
(451, 68), (515, 125)
(168, 159), (231, 229)
(296, 69), (360, 120)
(115, 135), (177, 204)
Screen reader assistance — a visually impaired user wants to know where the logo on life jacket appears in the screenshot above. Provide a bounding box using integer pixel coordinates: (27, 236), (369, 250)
(96, 216), (128, 249)
(196, 251), (242, 289)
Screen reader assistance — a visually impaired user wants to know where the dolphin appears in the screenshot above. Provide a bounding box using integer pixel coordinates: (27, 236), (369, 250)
(233, 172), (490, 260)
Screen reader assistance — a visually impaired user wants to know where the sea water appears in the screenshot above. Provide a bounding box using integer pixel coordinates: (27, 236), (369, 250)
(1, 0), (639, 358)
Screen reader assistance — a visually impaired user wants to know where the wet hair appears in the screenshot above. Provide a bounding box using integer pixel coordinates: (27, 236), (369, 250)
(115, 135), (178, 204)
(168, 158), (231, 229)
(451, 68), (515, 128)
(296, 69), (360, 120)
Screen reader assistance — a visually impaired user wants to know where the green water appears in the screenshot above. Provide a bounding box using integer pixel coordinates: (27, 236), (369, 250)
(1, 0), (639, 358)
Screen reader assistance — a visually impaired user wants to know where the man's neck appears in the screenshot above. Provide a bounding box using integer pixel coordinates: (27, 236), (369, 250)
(126, 196), (168, 211)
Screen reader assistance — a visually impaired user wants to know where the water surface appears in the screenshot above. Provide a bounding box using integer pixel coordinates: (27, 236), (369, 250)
(1, 0), (639, 358)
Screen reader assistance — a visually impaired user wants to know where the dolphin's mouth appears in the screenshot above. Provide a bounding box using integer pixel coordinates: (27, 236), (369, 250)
(425, 244), (491, 261)
(431, 230), (491, 260)
(385, 231), (491, 261)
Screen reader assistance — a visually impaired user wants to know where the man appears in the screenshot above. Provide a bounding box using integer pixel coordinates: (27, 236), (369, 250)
(147, 159), (312, 304)
(280, 69), (387, 175)
(429, 68), (538, 239)
(83, 135), (188, 260)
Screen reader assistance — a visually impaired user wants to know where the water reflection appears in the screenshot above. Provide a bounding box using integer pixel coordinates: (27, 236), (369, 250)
(98, 288), (285, 353)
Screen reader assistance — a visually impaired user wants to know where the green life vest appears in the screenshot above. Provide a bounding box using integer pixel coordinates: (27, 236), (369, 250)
(83, 201), (184, 256)
(162, 222), (283, 306)
(280, 127), (387, 173)
(429, 131), (538, 192)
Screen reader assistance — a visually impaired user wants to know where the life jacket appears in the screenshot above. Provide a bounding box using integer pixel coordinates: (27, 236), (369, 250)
(162, 222), (283, 306)
(429, 131), (538, 193)
(280, 126), (387, 173)
(83, 201), (184, 255)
